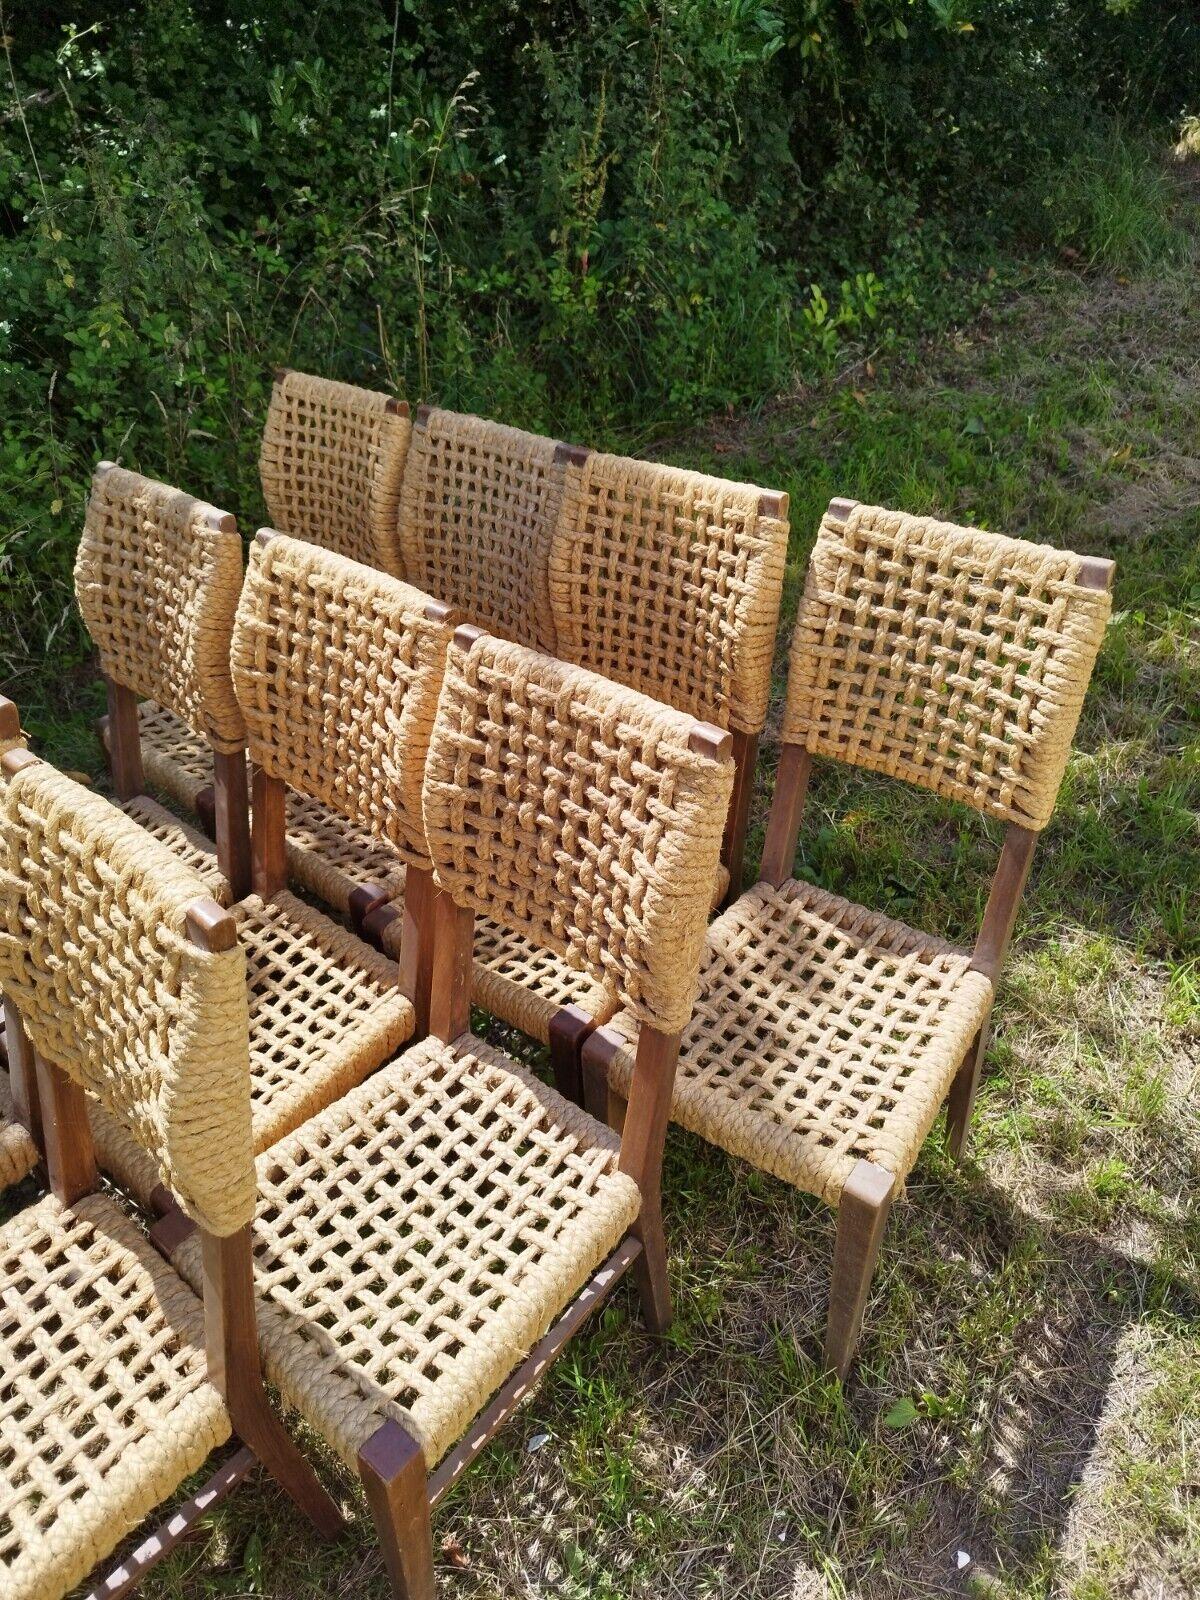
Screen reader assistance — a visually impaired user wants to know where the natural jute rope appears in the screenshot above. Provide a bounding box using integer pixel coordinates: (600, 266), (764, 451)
(0, 762), (254, 1235)
(423, 634), (733, 1035)
(604, 878), (993, 1204)
(547, 451), (788, 735)
(783, 502), (1112, 829)
(397, 409), (561, 651)
(260, 369), (411, 575)
(74, 465), (246, 754)
(0, 1192), (228, 1600)
(176, 1035), (640, 1470)
(231, 534), (452, 871)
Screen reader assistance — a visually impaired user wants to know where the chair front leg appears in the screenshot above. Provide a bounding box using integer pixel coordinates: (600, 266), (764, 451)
(358, 1420), (436, 1600)
(945, 1024), (988, 1161)
(824, 1159), (894, 1381)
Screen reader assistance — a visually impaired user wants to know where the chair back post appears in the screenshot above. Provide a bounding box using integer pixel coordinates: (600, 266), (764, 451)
(245, 529), (290, 899)
(424, 620), (486, 1045)
(970, 825), (1039, 985)
(618, 718), (730, 1194)
(427, 887), (475, 1045)
(104, 673), (146, 801)
(720, 728), (758, 902)
(759, 743), (813, 887)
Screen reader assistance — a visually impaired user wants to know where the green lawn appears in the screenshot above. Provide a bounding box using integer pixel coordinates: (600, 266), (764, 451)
(20, 162), (1199, 1599)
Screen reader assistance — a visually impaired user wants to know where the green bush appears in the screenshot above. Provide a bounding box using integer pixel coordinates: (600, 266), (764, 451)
(1, 1), (1196, 727)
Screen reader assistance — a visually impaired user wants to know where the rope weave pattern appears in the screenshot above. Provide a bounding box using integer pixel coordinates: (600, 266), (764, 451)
(232, 535), (451, 871)
(75, 466), (246, 753)
(471, 919), (616, 1043)
(137, 702), (215, 811)
(259, 370), (411, 574)
(178, 1037), (640, 1470)
(119, 795), (230, 904)
(0, 1192), (228, 1600)
(470, 862), (730, 1044)
(285, 792), (408, 912)
(548, 452), (788, 733)
(782, 503), (1112, 828)
(424, 636), (734, 1035)
(0, 764), (254, 1235)
(397, 410), (560, 650)
(605, 878), (993, 1204)
(93, 888), (414, 1210)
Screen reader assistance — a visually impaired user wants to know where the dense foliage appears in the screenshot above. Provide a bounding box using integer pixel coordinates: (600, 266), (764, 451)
(1, 1), (1195, 714)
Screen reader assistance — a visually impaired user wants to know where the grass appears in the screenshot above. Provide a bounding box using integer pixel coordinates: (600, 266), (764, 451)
(8, 144), (1198, 1598)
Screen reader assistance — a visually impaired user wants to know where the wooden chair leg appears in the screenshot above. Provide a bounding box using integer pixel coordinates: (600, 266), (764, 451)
(824, 1160), (894, 1381)
(581, 1049), (608, 1121)
(547, 1004), (593, 1105)
(358, 1420), (435, 1600)
(631, 1197), (672, 1335)
(945, 1026), (987, 1161)
(607, 1086), (628, 1138)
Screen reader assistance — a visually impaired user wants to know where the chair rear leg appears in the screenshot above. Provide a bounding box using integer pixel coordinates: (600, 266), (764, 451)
(945, 1026), (987, 1161)
(824, 1160), (894, 1381)
(359, 1420), (436, 1600)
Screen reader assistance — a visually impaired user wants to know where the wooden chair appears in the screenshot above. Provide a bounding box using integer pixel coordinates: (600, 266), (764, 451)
(583, 498), (1114, 1377)
(82, 519), (435, 1214)
(76, 463), (250, 902)
(466, 447), (789, 1089)
(156, 627), (734, 1598)
(0, 751), (341, 1600)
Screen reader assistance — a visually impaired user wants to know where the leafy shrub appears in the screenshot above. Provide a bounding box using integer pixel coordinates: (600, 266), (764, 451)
(0, 2), (1196, 726)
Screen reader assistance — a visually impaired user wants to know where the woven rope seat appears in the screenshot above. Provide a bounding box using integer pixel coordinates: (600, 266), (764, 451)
(602, 878), (994, 1206)
(136, 700), (216, 812)
(93, 887), (414, 1209)
(0, 1191), (230, 1600)
(284, 789), (407, 911)
(0, 1065), (37, 1191)
(260, 369), (411, 575)
(175, 1035), (640, 1472)
(132, 702), (405, 918)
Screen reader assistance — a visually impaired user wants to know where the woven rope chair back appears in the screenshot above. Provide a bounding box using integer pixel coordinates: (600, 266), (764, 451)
(0, 761), (254, 1234)
(231, 533), (453, 866)
(782, 502), (1113, 829)
(259, 369), (411, 575)
(547, 451), (789, 735)
(423, 633), (735, 1035)
(74, 464), (247, 754)
(396, 409), (561, 651)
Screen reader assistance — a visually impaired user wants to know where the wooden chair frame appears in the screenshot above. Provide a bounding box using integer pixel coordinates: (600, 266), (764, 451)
(586, 497), (1115, 1377)
(0, 746), (343, 1599)
(346, 625), (733, 1596)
